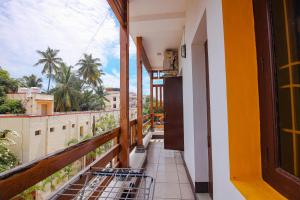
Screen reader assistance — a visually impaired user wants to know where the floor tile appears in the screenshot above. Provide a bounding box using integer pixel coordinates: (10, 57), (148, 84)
(146, 163), (158, 171)
(157, 163), (177, 172)
(176, 164), (186, 172)
(154, 183), (181, 199)
(175, 158), (184, 164)
(156, 170), (179, 183)
(145, 140), (195, 200)
(180, 183), (195, 199)
(178, 171), (189, 183)
(159, 156), (176, 164)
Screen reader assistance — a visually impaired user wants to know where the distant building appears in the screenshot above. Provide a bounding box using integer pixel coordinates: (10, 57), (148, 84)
(105, 88), (137, 111)
(7, 87), (54, 116)
(0, 88), (136, 164)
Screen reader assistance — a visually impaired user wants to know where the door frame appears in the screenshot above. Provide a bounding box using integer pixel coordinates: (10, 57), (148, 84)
(204, 41), (213, 198)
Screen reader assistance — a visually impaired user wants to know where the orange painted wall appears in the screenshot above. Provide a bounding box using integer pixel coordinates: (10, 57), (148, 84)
(222, 0), (261, 181)
(222, 0), (286, 199)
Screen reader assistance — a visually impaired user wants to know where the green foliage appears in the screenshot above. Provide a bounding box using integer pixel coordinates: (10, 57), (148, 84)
(19, 74), (43, 88)
(0, 145), (18, 172)
(34, 47), (63, 92)
(19, 185), (41, 200)
(52, 63), (81, 112)
(0, 99), (26, 114)
(96, 114), (117, 134)
(0, 68), (26, 114)
(76, 54), (103, 87)
(67, 138), (79, 147)
(0, 68), (18, 94)
(143, 95), (163, 114)
(0, 104), (10, 114)
(78, 90), (103, 111)
(0, 129), (19, 173)
(94, 85), (109, 109)
(32, 48), (107, 112)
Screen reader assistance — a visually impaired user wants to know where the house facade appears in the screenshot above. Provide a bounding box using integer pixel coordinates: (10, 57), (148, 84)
(105, 87), (137, 111)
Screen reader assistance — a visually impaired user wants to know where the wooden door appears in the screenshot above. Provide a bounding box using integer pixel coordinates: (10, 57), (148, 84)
(205, 41), (213, 198)
(163, 77), (184, 151)
(41, 104), (47, 116)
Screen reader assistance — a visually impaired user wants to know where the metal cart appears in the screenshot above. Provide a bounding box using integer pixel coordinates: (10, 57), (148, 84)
(51, 168), (155, 200)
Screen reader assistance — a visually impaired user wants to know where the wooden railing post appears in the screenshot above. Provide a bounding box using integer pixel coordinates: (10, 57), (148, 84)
(119, 0), (130, 167)
(150, 72), (154, 129)
(155, 85), (158, 111)
(136, 37), (145, 152)
(159, 85), (163, 109)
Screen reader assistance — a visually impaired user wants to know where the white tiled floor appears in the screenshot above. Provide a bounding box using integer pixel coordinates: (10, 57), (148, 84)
(145, 139), (210, 200)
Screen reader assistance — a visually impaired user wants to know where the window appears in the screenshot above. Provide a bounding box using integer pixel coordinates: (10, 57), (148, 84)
(113, 104), (116, 109)
(62, 125), (66, 130)
(50, 127), (54, 132)
(72, 124), (75, 128)
(113, 97), (116, 101)
(254, 0), (300, 198)
(35, 130), (41, 136)
(80, 126), (84, 137)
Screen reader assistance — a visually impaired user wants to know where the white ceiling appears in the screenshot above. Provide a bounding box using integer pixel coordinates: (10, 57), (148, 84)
(129, 0), (187, 70)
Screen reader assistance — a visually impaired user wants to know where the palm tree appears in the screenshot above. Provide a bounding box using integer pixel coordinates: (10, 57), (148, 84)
(52, 63), (81, 112)
(20, 74), (43, 88)
(76, 54), (103, 87)
(94, 85), (108, 110)
(34, 47), (62, 92)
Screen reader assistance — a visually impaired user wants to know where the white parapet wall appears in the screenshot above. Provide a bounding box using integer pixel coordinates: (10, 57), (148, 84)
(0, 109), (136, 164)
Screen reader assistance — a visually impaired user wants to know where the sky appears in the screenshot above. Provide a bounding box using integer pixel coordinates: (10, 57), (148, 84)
(0, 0), (150, 94)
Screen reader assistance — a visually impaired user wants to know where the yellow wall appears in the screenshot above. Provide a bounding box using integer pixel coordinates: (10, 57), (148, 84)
(223, 0), (261, 180)
(222, 0), (285, 199)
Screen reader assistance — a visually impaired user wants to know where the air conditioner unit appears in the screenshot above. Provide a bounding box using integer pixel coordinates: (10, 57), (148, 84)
(163, 49), (178, 70)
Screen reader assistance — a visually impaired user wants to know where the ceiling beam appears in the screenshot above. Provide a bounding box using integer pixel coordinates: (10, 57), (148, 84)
(139, 38), (152, 73)
(107, 0), (127, 27)
(130, 12), (185, 22)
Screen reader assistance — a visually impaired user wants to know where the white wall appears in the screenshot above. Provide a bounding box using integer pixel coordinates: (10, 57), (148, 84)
(180, 0), (244, 199)
(191, 23), (209, 183)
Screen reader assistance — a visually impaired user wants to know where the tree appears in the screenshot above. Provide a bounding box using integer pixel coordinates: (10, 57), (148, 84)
(76, 54), (103, 87)
(0, 69), (26, 114)
(94, 85), (108, 110)
(0, 68), (18, 94)
(143, 95), (163, 115)
(34, 47), (63, 92)
(78, 90), (103, 111)
(20, 74), (43, 88)
(52, 63), (81, 112)
(0, 129), (19, 173)
(0, 99), (26, 114)
(96, 114), (117, 134)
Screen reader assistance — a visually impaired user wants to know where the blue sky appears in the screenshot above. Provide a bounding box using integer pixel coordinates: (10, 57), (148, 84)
(0, 0), (150, 95)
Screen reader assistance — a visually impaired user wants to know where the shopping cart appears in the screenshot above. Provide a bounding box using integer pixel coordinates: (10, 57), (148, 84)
(51, 168), (155, 200)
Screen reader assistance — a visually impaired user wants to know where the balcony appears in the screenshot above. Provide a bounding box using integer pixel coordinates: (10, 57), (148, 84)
(0, 119), (203, 200)
(0, 1), (203, 199)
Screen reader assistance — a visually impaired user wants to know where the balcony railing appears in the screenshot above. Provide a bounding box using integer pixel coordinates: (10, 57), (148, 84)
(0, 117), (150, 200)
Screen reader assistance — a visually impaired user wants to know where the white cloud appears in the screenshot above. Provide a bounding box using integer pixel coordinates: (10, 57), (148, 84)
(0, 0), (119, 77)
(102, 69), (138, 93)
